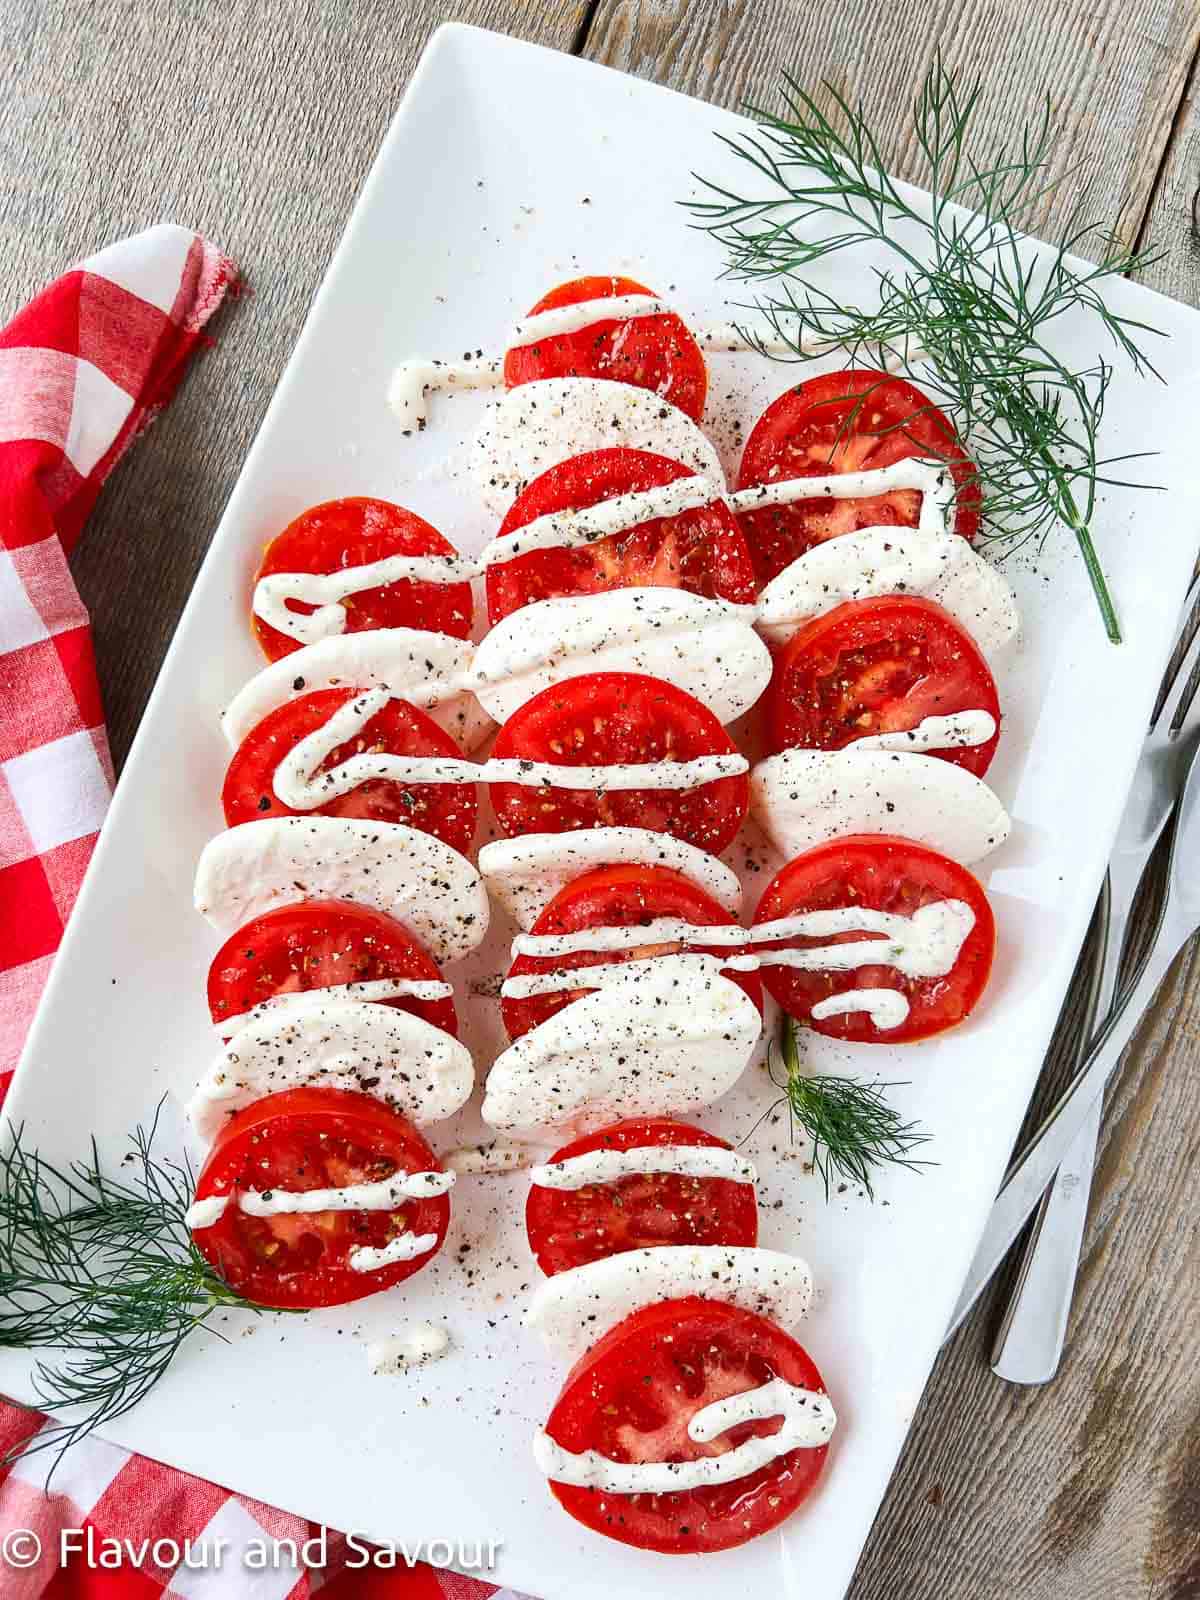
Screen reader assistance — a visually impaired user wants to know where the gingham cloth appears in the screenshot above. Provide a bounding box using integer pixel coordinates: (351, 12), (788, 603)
(0, 229), (512, 1599)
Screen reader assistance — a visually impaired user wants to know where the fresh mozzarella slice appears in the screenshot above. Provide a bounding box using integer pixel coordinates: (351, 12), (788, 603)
(187, 996), (474, 1143)
(194, 817), (489, 962)
(525, 1245), (813, 1363)
(221, 628), (491, 753)
(750, 748), (1010, 865)
(469, 377), (725, 516)
(477, 827), (742, 930)
(471, 588), (770, 726)
(480, 955), (761, 1137)
(755, 526), (1021, 658)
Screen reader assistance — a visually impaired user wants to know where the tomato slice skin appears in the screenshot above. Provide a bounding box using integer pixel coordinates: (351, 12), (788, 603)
(488, 672), (749, 856)
(503, 275), (708, 423)
(191, 1087), (450, 1309)
(736, 370), (981, 582)
(221, 688), (477, 852)
(251, 497), (473, 661)
(752, 834), (995, 1043)
(207, 899), (458, 1039)
(485, 448), (756, 625)
(543, 1297), (830, 1554)
(525, 1117), (758, 1276)
(768, 595), (1001, 776)
(503, 864), (761, 1040)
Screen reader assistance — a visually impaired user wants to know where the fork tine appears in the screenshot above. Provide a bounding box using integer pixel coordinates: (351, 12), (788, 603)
(1153, 599), (1200, 738)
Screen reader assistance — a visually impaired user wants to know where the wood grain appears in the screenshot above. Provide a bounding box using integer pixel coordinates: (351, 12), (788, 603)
(0, 0), (586, 766)
(582, 0), (1200, 250)
(579, 5), (1200, 1598)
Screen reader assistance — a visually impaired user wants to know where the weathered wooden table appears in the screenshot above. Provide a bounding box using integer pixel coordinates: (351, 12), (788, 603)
(2, 2), (1198, 1594)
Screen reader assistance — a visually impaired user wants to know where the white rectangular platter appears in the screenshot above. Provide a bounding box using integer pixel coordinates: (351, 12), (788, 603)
(4, 24), (1200, 1600)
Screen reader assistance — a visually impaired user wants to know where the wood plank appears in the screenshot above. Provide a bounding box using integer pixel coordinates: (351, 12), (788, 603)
(582, 0), (1200, 250)
(0, 0), (585, 766)
(577, 6), (1200, 1597)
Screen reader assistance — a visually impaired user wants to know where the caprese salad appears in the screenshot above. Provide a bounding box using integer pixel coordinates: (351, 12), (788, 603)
(180, 270), (1019, 1553)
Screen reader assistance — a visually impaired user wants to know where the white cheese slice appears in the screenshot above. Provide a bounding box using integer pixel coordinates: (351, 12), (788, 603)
(187, 996), (474, 1143)
(750, 747), (1010, 865)
(470, 377), (725, 516)
(525, 1245), (813, 1363)
(194, 817), (489, 962)
(477, 827), (742, 930)
(480, 955), (761, 1137)
(755, 526), (1021, 658)
(471, 588), (769, 726)
(221, 628), (491, 752)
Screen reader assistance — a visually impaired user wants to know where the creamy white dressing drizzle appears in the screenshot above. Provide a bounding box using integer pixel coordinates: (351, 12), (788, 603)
(367, 1323), (450, 1374)
(184, 1196), (228, 1230)
(348, 1232), (440, 1272)
(388, 354), (504, 431)
(847, 710), (997, 754)
(529, 1144), (757, 1190)
(270, 690), (749, 810)
(509, 295), (670, 347)
(185, 1170), (454, 1230)
(444, 1141), (537, 1176)
(534, 1377), (835, 1493)
(213, 977), (454, 1038)
(728, 458), (954, 536)
(482, 753), (748, 791)
(500, 953), (726, 1000)
(252, 557), (476, 648)
(810, 988), (911, 1029)
(508, 901), (974, 980)
(475, 476), (720, 570)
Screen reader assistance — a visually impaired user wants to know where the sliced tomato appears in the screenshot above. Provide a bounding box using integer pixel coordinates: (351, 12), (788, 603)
(222, 688), (477, 852)
(525, 1118), (758, 1276)
(542, 1297), (830, 1554)
(502, 864), (761, 1040)
(207, 900), (458, 1039)
(503, 275), (707, 422)
(736, 370), (981, 583)
(487, 673), (748, 855)
(768, 596), (1001, 776)
(190, 1087), (450, 1309)
(752, 834), (995, 1043)
(251, 497), (473, 661)
(485, 449), (756, 624)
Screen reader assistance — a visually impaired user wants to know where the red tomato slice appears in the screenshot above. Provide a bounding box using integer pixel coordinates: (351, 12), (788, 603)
(736, 370), (981, 582)
(191, 1087), (450, 1309)
(503, 275), (707, 422)
(251, 497), (473, 661)
(487, 673), (749, 855)
(502, 864), (761, 1040)
(207, 899), (458, 1039)
(752, 834), (995, 1044)
(222, 688), (477, 853)
(525, 1117), (758, 1276)
(485, 448), (756, 625)
(769, 596), (1001, 776)
(542, 1297), (830, 1554)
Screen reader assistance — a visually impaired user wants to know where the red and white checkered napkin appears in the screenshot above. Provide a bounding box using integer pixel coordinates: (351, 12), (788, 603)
(0, 229), (516, 1599)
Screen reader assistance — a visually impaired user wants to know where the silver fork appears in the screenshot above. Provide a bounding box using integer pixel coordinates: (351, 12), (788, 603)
(947, 588), (1200, 1349)
(989, 581), (1200, 1379)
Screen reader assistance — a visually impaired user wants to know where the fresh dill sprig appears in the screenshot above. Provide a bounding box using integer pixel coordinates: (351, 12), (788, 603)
(0, 1107), (257, 1477)
(687, 55), (1165, 642)
(765, 1016), (931, 1199)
